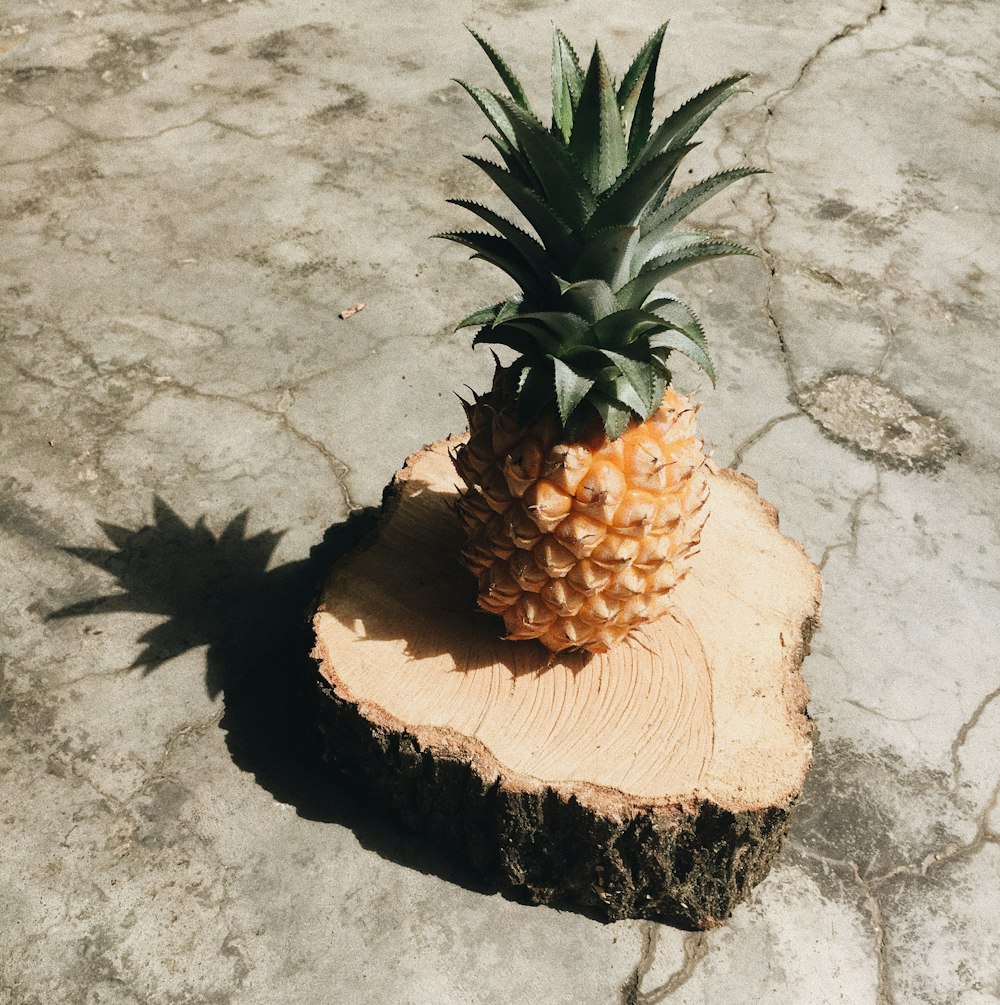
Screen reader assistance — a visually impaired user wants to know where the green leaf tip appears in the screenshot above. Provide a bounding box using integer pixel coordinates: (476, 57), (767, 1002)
(552, 357), (595, 425)
(466, 26), (531, 109)
(570, 43), (627, 193)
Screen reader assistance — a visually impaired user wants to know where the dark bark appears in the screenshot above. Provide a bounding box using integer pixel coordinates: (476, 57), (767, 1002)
(314, 676), (798, 929)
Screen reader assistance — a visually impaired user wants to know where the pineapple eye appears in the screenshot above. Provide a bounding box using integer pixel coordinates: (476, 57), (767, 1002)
(626, 439), (666, 476)
(544, 443), (592, 495)
(576, 459), (626, 509)
(523, 480), (574, 531)
(509, 440), (544, 480)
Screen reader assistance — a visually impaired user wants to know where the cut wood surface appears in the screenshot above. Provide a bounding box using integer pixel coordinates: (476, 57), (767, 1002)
(312, 436), (822, 927)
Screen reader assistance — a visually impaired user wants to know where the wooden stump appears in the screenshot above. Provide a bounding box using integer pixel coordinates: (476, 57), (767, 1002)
(311, 436), (821, 928)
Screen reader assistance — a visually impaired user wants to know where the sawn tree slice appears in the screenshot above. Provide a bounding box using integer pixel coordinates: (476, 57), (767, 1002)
(311, 436), (821, 928)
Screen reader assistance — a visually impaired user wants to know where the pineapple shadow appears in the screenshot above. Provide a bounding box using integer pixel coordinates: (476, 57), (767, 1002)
(46, 496), (499, 894)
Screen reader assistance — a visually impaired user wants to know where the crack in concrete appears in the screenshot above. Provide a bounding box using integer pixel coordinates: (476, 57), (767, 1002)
(985, 782), (1000, 841)
(43, 735), (133, 818)
(155, 709), (226, 774)
(871, 314), (896, 381)
(818, 472), (880, 569)
(793, 771), (1000, 1005)
(949, 682), (1000, 789)
(777, 0), (889, 107)
(786, 851), (896, 1005)
(23, 307), (351, 506)
(793, 761), (1000, 894)
(759, 245), (801, 398)
(1, 100), (289, 171)
(50, 111), (213, 147)
(850, 860), (895, 1005)
(6, 326), (356, 510)
(3, 313), (359, 523)
(45, 666), (144, 691)
(806, 265), (847, 289)
(870, 776), (1000, 889)
(729, 410), (800, 469)
(0, 334), (160, 474)
(115, 710), (225, 812)
(620, 925), (710, 1005)
(163, 381), (357, 512)
(1, 99), (212, 167)
(843, 699), (928, 724)
(639, 932), (709, 1004)
(756, 0), (891, 400)
(619, 923), (657, 1005)
(847, 470), (882, 559)
(1, 143), (77, 168)
(204, 116), (287, 142)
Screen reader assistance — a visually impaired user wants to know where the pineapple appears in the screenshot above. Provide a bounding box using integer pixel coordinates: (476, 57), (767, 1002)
(440, 24), (763, 653)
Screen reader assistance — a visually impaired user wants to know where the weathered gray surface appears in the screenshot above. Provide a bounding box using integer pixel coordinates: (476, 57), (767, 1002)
(1, 0), (997, 1001)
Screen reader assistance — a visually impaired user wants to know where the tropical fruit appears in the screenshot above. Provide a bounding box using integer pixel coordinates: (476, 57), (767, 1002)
(441, 24), (762, 652)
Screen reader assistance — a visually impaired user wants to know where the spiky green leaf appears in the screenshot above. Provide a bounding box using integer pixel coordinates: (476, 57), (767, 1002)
(448, 200), (552, 279)
(493, 94), (596, 230)
(559, 278), (616, 323)
(468, 27), (531, 109)
(473, 325), (538, 356)
(494, 298), (523, 325)
(612, 373), (649, 417)
(642, 167), (767, 235)
(504, 310), (591, 349)
(646, 297), (708, 352)
(600, 350), (656, 416)
(650, 366), (667, 411)
(484, 133), (533, 184)
(618, 23), (666, 118)
(454, 80), (519, 149)
(635, 74), (747, 169)
(553, 29), (584, 110)
(570, 44), (627, 193)
(465, 156), (579, 262)
(551, 32), (576, 142)
(584, 144), (698, 236)
(551, 357), (595, 424)
(559, 342), (608, 367)
(617, 240), (755, 307)
(490, 321), (562, 357)
(617, 23), (668, 158)
(590, 387), (632, 438)
(593, 302), (715, 380)
(569, 225), (639, 287)
(633, 229), (716, 275)
(591, 308), (667, 348)
(457, 302), (504, 329)
(648, 328), (716, 384)
(434, 230), (542, 295)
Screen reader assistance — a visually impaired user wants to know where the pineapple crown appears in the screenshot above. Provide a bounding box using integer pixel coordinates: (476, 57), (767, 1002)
(438, 23), (765, 439)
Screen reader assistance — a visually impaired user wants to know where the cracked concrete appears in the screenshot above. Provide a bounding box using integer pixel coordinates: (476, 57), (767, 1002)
(2, 0), (999, 1001)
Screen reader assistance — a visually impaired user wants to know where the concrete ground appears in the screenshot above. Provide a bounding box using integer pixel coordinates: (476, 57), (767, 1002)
(2, 0), (998, 1001)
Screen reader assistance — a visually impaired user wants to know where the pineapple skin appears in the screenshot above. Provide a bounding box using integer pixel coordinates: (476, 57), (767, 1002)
(454, 384), (710, 654)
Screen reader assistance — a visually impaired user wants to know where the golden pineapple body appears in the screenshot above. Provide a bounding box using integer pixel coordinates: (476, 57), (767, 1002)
(455, 387), (709, 654)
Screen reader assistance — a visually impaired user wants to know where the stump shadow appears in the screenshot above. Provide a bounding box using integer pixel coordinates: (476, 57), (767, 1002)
(47, 496), (502, 897)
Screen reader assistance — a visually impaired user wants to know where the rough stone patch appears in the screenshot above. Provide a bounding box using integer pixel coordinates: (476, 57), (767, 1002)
(799, 373), (955, 470)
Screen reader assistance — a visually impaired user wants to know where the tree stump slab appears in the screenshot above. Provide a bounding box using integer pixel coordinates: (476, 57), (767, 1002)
(311, 436), (822, 928)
